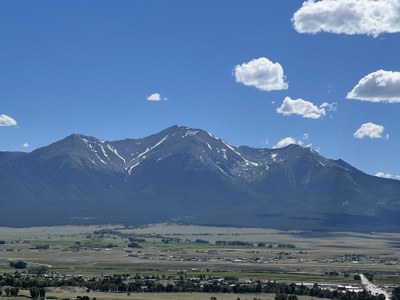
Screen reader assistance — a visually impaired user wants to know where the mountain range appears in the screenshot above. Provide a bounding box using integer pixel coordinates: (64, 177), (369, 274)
(1, 125), (400, 231)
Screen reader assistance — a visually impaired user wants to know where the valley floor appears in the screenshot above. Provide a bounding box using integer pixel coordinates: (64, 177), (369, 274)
(2, 291), (328, 300)
(0, 224), (398, 299)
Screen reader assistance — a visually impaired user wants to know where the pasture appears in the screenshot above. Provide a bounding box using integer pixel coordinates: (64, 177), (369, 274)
(0, 224), (399, 286)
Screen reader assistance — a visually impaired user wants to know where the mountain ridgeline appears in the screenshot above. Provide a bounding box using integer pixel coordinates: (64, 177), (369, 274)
(1, 125), (400, 231)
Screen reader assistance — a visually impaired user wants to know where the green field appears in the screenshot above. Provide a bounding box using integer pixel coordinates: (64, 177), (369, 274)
(0, 223), (399, 287)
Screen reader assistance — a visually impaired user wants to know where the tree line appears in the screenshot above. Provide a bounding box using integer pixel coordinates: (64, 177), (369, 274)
(0, 272), (390, 299)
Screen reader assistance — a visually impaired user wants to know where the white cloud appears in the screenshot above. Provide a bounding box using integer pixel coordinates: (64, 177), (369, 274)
(353, 122), (388, 139)
(276, 96), (336, 119)
(320, 102), (338, 111)
(375, 172), (400, 180)
(292, 0), (400, 37)
(147, 93), (168, 101)
(273, 137), (298, 148)
(273, 133), (312, 149)
(347, 70), (400, 102)
(0, 114), (17, 127)
(22, 142), (29, 148)
(234, 57), (288, 91)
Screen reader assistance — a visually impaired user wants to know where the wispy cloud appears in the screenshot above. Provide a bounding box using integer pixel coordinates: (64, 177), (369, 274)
(292, 0), (400, 37)
(347, 70), (400, 103)
(354, 122), (388, 139)
(277, 96), (336, 119)
(0, 114), (17, 127)
(147, 93), (168, 101)
(234, 57), (288, 91)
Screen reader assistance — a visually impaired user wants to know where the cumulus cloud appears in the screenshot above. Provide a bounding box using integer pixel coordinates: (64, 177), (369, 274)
(353, 122), (388, 139)
(273, 133), (312, 149)
(147, 93), (168, 101)
(375, 172), (400, 180)
(346, 70), (400, 102)
(273, 137), (298, 148)
(0, 114), (17, 127)
(276, 96), (336, 119)
(22, 142), (29, 148)
(234, 57), (288, 91)
(292, 0), (400, 37)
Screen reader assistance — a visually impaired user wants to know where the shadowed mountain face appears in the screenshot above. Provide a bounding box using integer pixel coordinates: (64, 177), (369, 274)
(1, 125), (400, 231)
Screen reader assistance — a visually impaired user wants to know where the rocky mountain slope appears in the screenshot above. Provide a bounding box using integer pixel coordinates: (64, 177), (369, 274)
(1, 125), (399, 230)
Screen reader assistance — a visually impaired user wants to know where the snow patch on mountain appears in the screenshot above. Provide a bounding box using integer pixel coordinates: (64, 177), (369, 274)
(95, 153), (107, 165)
(183, 130), (199, 138)
(220, 149), (228, 160)
(138, 135), (168, 158)
(99, 144), (109, 160)
(125, 135), (169, 175)
(127, 162), (140, 175)
(221, 140), (259, 167)
(214, 162), (228, 176)
(207, 132), (219, 140)
(107, 145), (126, 163)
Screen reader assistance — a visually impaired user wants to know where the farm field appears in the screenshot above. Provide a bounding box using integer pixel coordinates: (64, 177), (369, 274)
(0, 224), (399, 284)
(0, 223), (399, 296)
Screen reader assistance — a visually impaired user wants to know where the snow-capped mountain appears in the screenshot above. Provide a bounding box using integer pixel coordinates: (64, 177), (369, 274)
(23, 125), (349, 180)
(1, 125), (400, 230)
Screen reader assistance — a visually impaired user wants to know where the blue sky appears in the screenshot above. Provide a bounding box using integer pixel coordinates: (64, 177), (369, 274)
(1, 0), (400, 178)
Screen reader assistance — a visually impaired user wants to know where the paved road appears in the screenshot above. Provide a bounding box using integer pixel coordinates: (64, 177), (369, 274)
(360, 273), (391, 299)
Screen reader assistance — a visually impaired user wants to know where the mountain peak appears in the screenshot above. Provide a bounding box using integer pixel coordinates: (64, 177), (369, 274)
(280, 143), (320, 155)
(1, 125), (400, 230)
(66, 133), (99, 141)
(161, 124), (203, 134)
